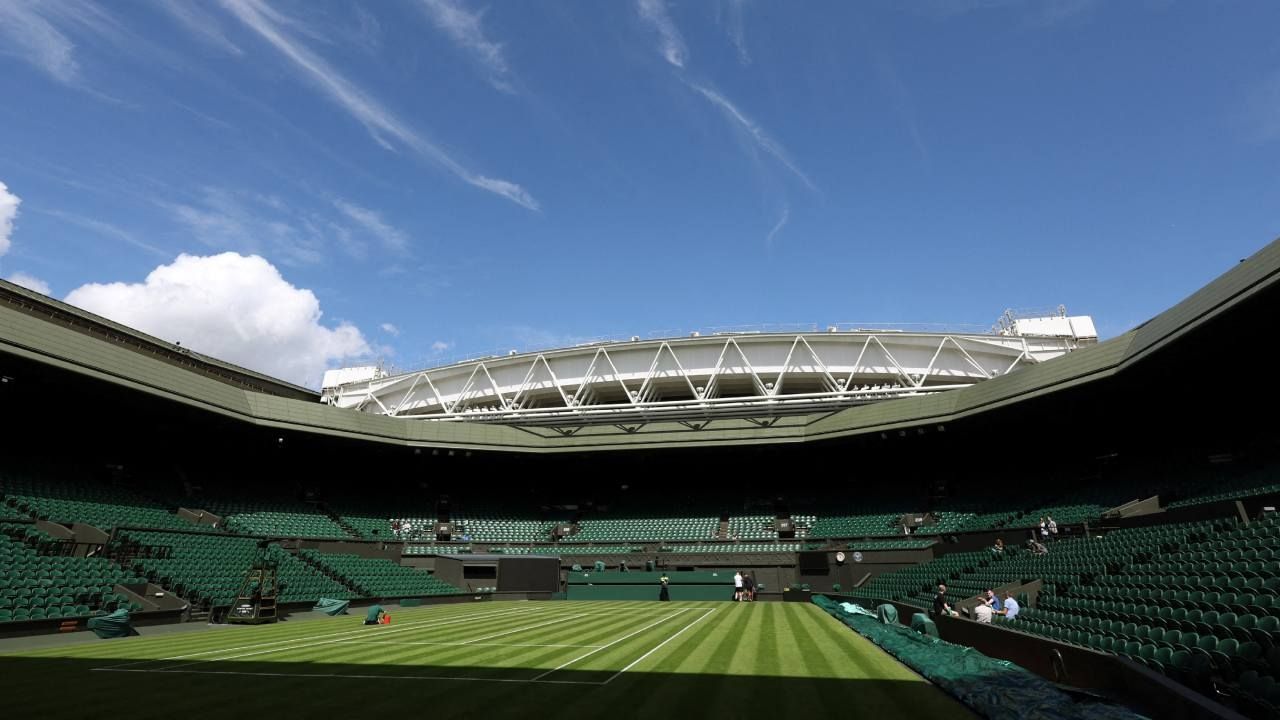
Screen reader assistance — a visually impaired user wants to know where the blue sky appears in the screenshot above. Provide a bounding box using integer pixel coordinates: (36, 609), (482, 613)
(1, 0), (1278, 386)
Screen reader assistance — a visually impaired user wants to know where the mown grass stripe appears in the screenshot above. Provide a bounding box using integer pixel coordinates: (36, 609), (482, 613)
(147, 605), (544, 670)
(0, 601), (978, 719)
(414, 605), (674, 674)
(323, 605), (647, 672)
(258, 607), (591, 669)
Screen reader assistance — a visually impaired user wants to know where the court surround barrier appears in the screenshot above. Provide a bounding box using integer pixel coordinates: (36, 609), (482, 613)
(566, 570), (734, 601)
(813, 594), (1148, 720)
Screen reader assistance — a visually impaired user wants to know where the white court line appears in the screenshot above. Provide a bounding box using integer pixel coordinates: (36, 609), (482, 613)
(97, 603), (536, 670)
(93, 667), (604, 685)
(601, 607), (717, 684)
(338, 641), (605, 649)
(152, 606), (596, 672)
(529, 608), (691, 681)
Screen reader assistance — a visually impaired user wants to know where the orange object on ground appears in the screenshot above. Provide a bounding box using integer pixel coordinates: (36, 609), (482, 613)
(381, 614), (391, 625)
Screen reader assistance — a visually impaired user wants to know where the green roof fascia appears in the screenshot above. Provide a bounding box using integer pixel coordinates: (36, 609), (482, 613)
(1, 234), (1277, 453)
(0, 278), (316, 399)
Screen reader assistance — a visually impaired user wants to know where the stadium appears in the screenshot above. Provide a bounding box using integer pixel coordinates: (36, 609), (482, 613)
(0, 232), (1277, 720)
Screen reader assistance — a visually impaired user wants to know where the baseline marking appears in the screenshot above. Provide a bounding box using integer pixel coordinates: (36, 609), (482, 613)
(601, 607), (717, 684)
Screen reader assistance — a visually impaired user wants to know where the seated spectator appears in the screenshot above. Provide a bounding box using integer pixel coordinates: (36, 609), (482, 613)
(985, 589), (1003, 612)
(974, 599), (994, 624)
(998, 591), (1020, 621)
(992, 538), (1005, 554)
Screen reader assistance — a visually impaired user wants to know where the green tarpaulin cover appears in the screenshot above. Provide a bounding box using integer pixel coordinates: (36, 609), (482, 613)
(365, 604), (384, 623)
(911, 612), (940, 637)
(87, 608), (137, 639)
(314, 598), (350, 616)
(813, 596), (1148, 720)
(876, 604), (899, 625)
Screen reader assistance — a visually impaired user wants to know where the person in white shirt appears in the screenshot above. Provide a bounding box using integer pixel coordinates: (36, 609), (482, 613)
(998, 592), (1020, 621)
(1047, 516), (1058, 540)
(733, 571), (744, 601)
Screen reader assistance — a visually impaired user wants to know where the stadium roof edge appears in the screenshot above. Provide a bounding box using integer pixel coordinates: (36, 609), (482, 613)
(0, 278), (318, 401)
(1, 235), (1277, 452)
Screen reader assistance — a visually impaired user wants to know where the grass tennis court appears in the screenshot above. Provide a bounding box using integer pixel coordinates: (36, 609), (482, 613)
(0, 601), (972, 719)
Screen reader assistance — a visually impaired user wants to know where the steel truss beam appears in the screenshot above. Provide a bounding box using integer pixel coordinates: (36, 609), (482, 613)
(328, 330), (1083, 426)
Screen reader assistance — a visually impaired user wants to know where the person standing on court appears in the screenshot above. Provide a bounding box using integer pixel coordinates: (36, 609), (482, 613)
(733, 570), (744, 601)
(659, 573), (671, 601)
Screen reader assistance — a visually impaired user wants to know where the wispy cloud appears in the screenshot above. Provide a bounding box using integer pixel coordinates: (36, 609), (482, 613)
(218, 0), (539, 210)
(154, 0), (243, 56)
(41, 209), (169, 257)
(870, 52), (929, 165)
(381, 323), (401, 337)
(765, 203), (789, 246)
(171, 101), (236, 130)
(431, 340), (454, 353)
(332, 199), (409, 254)
(719, 0), (751, 65)
(163, 187), (324, 266)
(351, 5), (382, 54)
(637, 0), (687, 68)
(418, 0), (514, 93)
(0, 1), (148, 96)
(5, 272), (50, 295)
(687, 82), (818, 193)
(0, 1), (85, 84)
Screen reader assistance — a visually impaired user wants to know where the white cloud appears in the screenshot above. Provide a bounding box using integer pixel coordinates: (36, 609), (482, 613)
(6, 272), (50, 295)
(637, 0), (687, 68)
(332, 199), (409, 253)
(687, 82), (818, 192)
(418, 0), (514, 93)
(431, 340), (454, 353)
(64, 253), (370, 388)
(381, 323), (401, 336)
(0, 180), (20, 257)
(219, 0), (538, 210)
